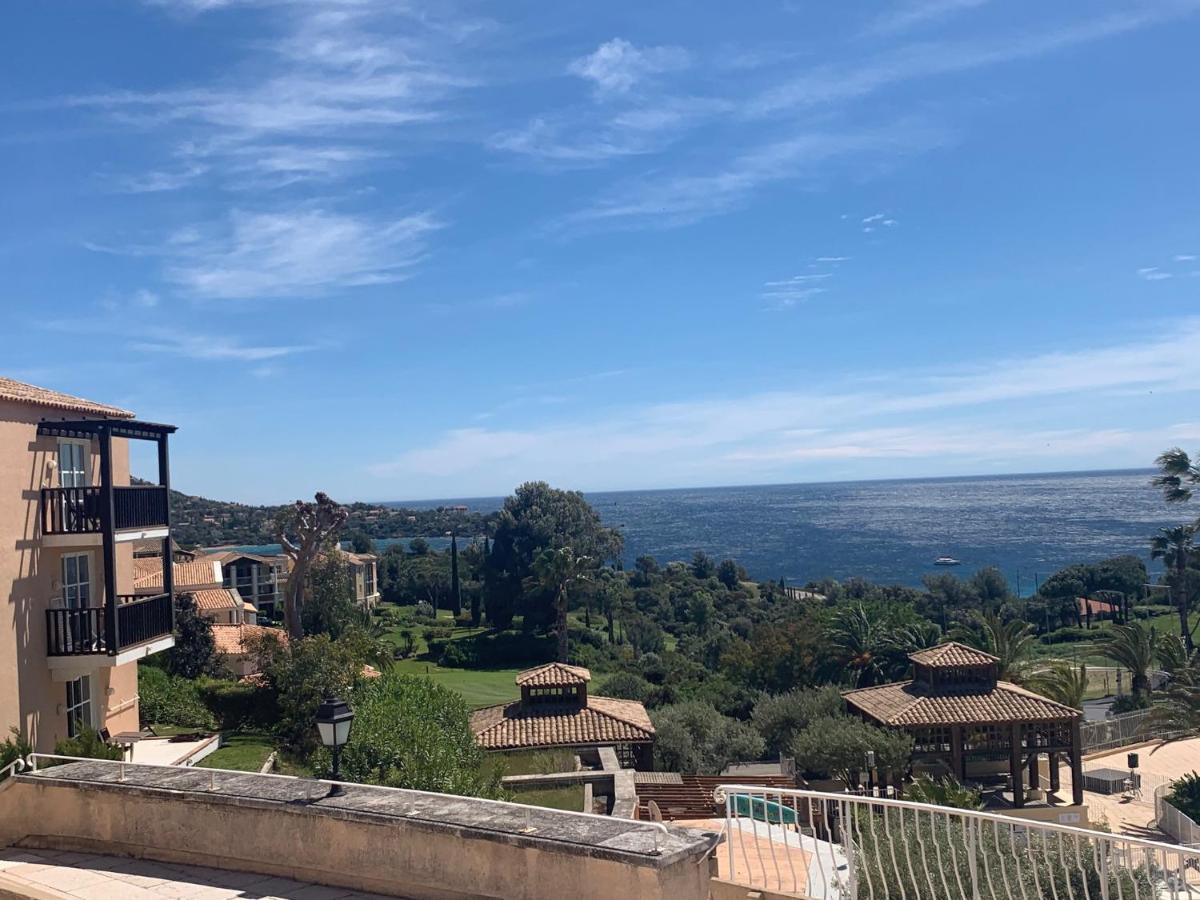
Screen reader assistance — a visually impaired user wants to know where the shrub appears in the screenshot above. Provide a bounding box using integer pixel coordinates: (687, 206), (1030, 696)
(1111, 693), (1150, 714)
(790, 716), (913, 785)
(1040, 627), (1092, 645)
(414, 601), (435, 619)
(0, 728), (31, 780)
(315, 673), (502, 797)
(1167, 772), (1200, 822)
(596, 671), (653, 702)
(752, 686), (846, 757)
(651, 701), (765, 774)
(903, 773), (984, 809)
(54, 727), (123, 761)
(197, 678), (277, 732)
(138, 665), (217, 730)
(438, 640), (475, 668)
(262, 633), (375, 753)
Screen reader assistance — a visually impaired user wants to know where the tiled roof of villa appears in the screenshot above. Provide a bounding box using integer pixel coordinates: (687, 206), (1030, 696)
(909, 641), (999, 667)
(133, 558), (223, 592)
(211, 623), (288, 655)
(843, 680), (1081, 726)
(191, 589), (243, 613)
(470, 696), (654, 751)
(515, 662), (591, 687)
(0, 376), (134, 418)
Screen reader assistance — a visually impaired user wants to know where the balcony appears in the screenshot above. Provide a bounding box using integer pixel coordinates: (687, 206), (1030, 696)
(45, 593), (174, 663)
(40, 485), (169, 538)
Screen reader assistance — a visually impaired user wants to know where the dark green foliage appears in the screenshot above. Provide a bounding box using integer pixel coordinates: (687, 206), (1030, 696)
(137, 665), (218, 730)
(483, 482), (621, 631)
(315, 673), (501, 797)
(449, 533), (462, 616)
(690, 551), (716, 579)
(595, 671), (653, 702)
(717, 559), (741, 590)
(652, 701), (765, 774)
(345, 529), (374, 554)
(197, 679), (278, 732)
(301, 552), (360, 638)
(54, 727), (124, 761)
(790, 716), (913, 785)
(902, 773), (984, 809)
(1166, 771), (1200, 821)
(409, 537), (430, 556)
(0, 728), (31, 780)
(166, 595), (218, 678)
(751, 686), (845, 757)
(261, 632), (377, 752)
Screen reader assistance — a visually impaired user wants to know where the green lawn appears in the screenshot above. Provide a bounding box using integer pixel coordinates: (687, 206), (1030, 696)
(196, 733), (274, 772)
(391, 659), (522, 708)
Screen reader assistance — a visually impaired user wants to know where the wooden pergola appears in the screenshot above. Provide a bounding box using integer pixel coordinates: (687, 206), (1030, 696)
(844, 643), (1084, 808)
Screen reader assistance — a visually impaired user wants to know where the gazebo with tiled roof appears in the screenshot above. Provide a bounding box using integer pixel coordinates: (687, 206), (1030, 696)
(843, 641), (1084, 808)
(470, 663), (655, 770)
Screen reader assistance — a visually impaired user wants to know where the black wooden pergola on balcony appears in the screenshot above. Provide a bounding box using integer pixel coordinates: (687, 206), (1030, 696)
(37, 417), (177, 657)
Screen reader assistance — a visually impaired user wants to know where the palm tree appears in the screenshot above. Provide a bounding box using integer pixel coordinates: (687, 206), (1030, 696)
(1150, 524), (1197, 652)
(956, 612), (1035, 682)
(1099, 622), (1160, 698)
(826, 603), (889, 688)
(1153, 447), (1200, 504)
(1144, 667), (1200, 739)
(527, 547), (592, 662)
(1025, 660), (1088, 710)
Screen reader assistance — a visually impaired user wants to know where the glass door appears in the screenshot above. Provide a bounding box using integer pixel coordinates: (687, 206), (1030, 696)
(65, 675), (93, 738)
(62, 553), (94, 651)
(56, 440), (90, 531)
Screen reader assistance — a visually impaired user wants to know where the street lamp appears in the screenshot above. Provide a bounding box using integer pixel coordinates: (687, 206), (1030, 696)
(316, 696), (354, 796)
(864, 750), (877, 796)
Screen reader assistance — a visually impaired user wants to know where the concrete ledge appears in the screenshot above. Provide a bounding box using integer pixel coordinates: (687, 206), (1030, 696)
(709, 876), (811, 900)
(0, 762), (720, 900)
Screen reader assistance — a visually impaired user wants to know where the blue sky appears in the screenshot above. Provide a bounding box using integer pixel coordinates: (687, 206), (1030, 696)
(3, 0), (1199, 503)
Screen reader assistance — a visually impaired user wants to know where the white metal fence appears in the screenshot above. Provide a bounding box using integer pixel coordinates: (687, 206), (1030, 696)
(718, 784), (1200, 899)
(1156, 784), (1200, 850)
(1079, 709), (1187, 755)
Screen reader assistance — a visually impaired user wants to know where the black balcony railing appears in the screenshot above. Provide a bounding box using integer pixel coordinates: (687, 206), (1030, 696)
(45, 594), (173, 657)
(41, 485), (169, 535)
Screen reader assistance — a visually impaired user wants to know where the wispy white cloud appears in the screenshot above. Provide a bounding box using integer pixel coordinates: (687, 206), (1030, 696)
(865, 0), (990, 37)
(816, 256), (851, 263)
(568, 38), (689, 96)
(1174, 254), (1197, 262)
(1138, 266), (1172, 281)
(132, 332), (316, 361)
(368, 318), (1200, 487)
(862, 212), (899, 232)
(568, 122), (945, 229)
(751, 5), (1198, 117)
(761, 274), (833, 310)
(164, 207), (442, 300)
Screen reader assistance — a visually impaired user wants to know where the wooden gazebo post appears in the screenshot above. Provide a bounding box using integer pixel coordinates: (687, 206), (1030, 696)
(1071, 718), (1084, 805)
(1009, 723), (1024, 808)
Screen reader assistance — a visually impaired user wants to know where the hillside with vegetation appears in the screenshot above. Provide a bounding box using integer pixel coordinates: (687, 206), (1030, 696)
(121, 448), (1200, 805)
(157, 480), (497, 548)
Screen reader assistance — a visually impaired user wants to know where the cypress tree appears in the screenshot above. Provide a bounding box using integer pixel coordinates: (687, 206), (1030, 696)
(450, 531), (462, 617)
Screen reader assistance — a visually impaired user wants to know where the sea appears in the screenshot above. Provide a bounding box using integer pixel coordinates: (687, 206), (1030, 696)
(227, 469), (1188, 595)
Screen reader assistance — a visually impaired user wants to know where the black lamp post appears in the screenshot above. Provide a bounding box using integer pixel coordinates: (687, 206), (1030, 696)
(316, 696), (354, 796)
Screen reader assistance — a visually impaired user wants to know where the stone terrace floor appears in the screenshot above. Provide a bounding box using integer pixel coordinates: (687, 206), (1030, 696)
(0, 847), (403, 899)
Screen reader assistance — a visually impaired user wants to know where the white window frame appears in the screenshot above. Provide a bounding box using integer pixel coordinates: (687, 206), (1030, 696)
(61, 552), (93, 609)
(57, 438), (90, 489)
(65, 674), (93, 738)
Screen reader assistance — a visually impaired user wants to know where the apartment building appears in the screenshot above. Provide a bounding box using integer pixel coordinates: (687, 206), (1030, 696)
(210, 551), (288, 622)
(340, 549), (379, 609)
(0, 377), (176, 750)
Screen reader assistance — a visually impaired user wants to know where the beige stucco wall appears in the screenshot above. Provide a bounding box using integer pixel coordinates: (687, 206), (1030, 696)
(0, 398), (139, 750)
(0, 777), (716, 900)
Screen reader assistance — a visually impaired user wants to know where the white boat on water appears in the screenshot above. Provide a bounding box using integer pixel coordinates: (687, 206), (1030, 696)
(933, 556), (961, 566)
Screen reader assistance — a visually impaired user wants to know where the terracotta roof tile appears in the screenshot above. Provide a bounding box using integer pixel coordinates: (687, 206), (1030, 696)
(134, 559), (223, 592)
(470, 695), (653, 751)
(0, 376), (134, 419)
(843, 680), (1081, 726)
(191, 588), (242, 612)
(515, 662), (591, 687)
(909, 641), (999, 667)
(211, 623), (287, 655)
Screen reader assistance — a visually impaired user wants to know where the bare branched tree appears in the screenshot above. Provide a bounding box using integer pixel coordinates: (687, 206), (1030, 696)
(275, 492), (348, 640)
